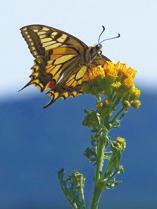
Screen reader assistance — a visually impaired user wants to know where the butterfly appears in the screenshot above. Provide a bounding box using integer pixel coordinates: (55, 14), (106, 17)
(20, 24), (119, 108)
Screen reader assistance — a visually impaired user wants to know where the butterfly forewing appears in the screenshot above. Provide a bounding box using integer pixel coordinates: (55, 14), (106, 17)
(21, 25), (89, 92)
(21, 25), (87, 57)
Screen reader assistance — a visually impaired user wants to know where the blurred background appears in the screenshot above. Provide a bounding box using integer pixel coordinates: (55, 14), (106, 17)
(0, 0), (156, 208)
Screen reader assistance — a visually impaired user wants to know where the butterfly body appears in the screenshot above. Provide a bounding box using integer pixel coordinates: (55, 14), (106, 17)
(20, 25), (110, 107)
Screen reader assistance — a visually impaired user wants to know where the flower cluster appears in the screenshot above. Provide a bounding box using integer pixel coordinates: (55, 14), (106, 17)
(82, 61), (141, 113)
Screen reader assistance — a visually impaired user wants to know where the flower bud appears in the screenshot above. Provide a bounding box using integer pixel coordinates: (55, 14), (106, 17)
(131, 99), (141, 108)
(101, 98), (113, 116)
(113, 137), (126, 152)
(103, 98), (112, 106)
(96, 101), (103, 112)
(71, 171), (85, 188)
(130, 87), (141, 99)
(123, 100), (131, 108)
(83, 111), (99, 128)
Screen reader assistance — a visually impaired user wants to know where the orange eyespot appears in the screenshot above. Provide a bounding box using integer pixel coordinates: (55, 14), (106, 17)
(48, 80), (56, 88)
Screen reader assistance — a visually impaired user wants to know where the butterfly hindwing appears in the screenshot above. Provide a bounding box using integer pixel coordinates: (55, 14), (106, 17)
(43, 65), (88, 107)
(45, 54), (110, 107)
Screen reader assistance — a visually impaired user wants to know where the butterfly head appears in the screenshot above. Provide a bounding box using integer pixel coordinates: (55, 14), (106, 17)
(96, 43), (102, 50)
(89, 44), (102, 61)
(96, 43), (103, 54)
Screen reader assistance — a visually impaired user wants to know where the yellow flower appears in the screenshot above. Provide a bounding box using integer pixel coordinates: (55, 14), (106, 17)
(116, 62), (127, 71)
(103, 61), (137, 82)
(112, 81), (122, 89)
(126, 67), (137, 78)
(93, 65), (105, 77)
(123, 77), (134, 89)
(104, 62), (117, 80)
(117, 63), (136, 78)
(83, 65), (105, 82)
(82, 61), (140, 106)
(104, 61), (115, 71)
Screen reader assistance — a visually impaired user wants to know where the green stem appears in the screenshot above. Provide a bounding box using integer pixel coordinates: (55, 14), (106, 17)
(111, 107), (125, 123)
(91, 134), (106, 209)
(79, 185), (85, 209)
(96, 136), (106, 180)
(91, 187), (101, 209)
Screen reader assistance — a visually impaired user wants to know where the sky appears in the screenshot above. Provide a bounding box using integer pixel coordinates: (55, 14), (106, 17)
(0, 0), (156, 99)
(0, 1), (156, 207)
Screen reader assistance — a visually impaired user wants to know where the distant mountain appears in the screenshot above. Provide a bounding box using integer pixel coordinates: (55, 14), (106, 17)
(0, 90), (156, 209)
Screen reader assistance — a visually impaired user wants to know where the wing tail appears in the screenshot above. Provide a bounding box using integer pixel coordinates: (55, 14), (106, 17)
(18, 80), (32, 92)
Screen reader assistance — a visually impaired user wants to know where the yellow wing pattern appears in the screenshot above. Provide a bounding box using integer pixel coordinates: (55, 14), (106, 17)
(45, 65), (88, 107)
(20, 25), (109, 107)
(21, 25), (88, 90)
(45, 56), (109, 108)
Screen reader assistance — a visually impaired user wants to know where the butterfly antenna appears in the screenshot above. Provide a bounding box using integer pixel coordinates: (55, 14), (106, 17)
(99, 33), (120, 44)
(98, 25), (106, 44)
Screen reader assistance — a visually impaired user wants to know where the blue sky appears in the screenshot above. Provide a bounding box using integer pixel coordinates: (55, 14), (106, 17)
(0, 0), (156, 98)
(0, 1), (156, 207)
